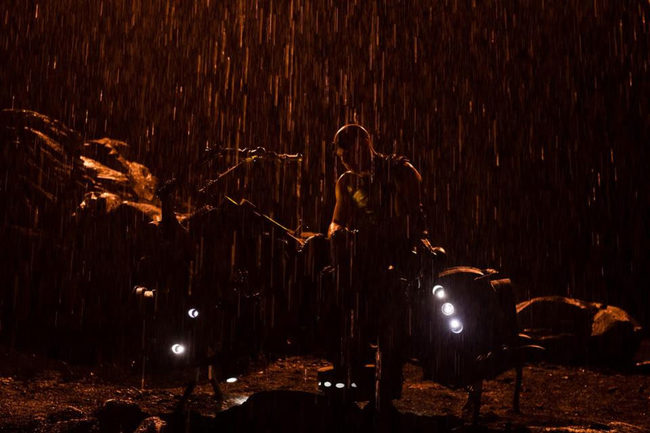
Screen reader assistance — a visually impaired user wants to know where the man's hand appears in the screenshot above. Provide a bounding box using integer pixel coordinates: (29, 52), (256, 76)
(328, 173), (352, 238)
(328, 221), (345, 238)
(419, 238), (447, 262)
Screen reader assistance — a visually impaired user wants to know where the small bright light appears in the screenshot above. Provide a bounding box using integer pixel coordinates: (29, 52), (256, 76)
(318, 381), (322, 387)
(226, 377), (238, 383)
(188, 308), (199, 318)
(441, 303), (455, 316)
(134, 286), (156, 298)
(432, 285), (446, 299)
(351, 383), (357, 388)
(324, 381), (332, 387)
(335, 383), (345, 389)
(449, 319), (464, 334)
(171, 344), (186, 355)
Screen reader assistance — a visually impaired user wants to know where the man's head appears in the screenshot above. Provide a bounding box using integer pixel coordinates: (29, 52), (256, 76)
(332, 124), (374, 174)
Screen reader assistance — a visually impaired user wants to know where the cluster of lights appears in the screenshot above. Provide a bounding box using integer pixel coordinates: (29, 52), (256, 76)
(432, 285), (446, 299)
(449, 318), (463, 334)
(432, 284), (463, 334)
(319, 381), (357, 389)
(441, 302), (455, 316)
(170, 309), (241, 386)
(134, 285), (156, 298)
(170, 343), (239, 384)
(170, 309), (202, 356)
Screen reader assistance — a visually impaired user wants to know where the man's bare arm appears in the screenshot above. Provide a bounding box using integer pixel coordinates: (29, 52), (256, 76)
(399, 162), (422, 213)
(398, 162), (429, 239)
(328, 174), (350, 238)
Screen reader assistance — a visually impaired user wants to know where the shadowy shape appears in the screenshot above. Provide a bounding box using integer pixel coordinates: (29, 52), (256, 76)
(175, 390), (531, 433)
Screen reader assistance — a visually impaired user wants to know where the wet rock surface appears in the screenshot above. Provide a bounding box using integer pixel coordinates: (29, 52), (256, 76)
(133, 416), (168, 433)
(46, 406), (86, 423)
(49, 418), (99, 433)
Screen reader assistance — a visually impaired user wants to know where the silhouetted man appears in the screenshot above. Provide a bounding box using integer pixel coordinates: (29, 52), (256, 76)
(328, 124), (431, 414)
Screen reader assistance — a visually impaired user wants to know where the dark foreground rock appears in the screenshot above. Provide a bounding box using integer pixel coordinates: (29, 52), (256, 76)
(94, 399), (146, 433)
(211, 390), (466, 433)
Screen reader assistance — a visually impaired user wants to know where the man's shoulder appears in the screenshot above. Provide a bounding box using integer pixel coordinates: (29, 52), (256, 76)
(336, 170), (361, 184)
(335, 171), (361, 195)
(388, 154), (411, 166)
(386, 155), (421, 182)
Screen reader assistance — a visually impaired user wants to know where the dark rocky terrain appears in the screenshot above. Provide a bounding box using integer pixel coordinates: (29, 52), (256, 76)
(1, 343), (649, 433)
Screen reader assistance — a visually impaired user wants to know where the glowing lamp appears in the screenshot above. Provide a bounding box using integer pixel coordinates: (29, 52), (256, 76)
(335, 383), (345, 389)
(188, 308), (199, 318)
(432, 285), (446, 299)
(171, 344), (186, 355)
(441, 303), (455, 316)
(226, 377), (238, 383)
(449, 319), (463, 334)
(324, 381), (332, 388)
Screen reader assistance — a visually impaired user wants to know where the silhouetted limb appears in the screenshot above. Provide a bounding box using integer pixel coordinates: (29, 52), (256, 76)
(176, 365), (223, 413)
(463, 380), (483, 425)
(176, 379), (197, 413)
(513, 363), (523, 413)
(210, 377), (224, 401)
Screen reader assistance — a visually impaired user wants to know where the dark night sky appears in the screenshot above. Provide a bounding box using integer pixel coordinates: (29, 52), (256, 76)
(1, 1), (648, 324)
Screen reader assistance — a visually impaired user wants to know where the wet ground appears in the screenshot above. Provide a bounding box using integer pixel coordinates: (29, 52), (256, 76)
(1, 345), (649, 433)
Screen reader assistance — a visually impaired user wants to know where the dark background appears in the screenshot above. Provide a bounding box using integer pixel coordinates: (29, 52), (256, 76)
(1, 1), (648, 325)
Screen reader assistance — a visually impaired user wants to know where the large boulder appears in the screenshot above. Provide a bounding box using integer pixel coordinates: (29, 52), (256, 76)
(516, 296), (643, 365)
(517, 296), (597, 338)
(214, 390), (365, 433)
(590, 305), (643, 364)
(94, 399), (146, 433)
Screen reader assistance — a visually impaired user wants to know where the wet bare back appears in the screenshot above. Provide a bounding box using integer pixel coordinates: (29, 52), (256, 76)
(329, 157), (424, 241)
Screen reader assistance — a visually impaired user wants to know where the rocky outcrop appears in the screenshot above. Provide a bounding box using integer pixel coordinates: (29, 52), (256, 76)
(0, 110), (169, 363)
(517, 296), (643, 365)
(590, 305), (643, 364)
(0, 109), (162, 234)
